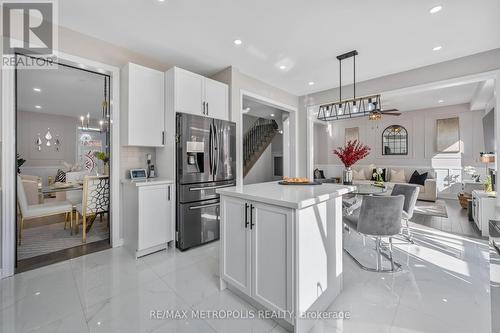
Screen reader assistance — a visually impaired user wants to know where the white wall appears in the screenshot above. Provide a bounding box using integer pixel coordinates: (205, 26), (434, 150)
(243, 145), (274, 185)
(314, 104), (486, 198)
(17, 111), (78, 167)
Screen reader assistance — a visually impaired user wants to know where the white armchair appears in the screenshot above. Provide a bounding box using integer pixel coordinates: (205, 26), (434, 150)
(17, 175), (73, 245)
(19, 174), (41, 205)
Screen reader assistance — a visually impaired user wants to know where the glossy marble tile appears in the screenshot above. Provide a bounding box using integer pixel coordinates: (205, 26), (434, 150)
(0, 216), (491, 333)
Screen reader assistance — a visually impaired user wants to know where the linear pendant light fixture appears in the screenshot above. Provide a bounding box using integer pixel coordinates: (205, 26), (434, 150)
(317, 50), (382, 121)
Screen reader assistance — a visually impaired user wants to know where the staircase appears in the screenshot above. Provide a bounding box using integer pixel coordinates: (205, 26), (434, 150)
(243, 118), (279, 177)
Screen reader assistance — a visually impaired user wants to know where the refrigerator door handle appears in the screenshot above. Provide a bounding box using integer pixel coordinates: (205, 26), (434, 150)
(189, 202), (220, 210)
(189, 183), (235, 191)
(209, 123), (213, 175)
(213, 122), (218, 176)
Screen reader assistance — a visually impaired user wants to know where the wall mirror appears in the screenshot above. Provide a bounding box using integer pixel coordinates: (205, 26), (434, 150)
(382, 125), (408, 155)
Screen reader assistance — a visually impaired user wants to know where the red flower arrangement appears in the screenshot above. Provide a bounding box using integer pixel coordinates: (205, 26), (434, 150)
(333, 140), (371, 168)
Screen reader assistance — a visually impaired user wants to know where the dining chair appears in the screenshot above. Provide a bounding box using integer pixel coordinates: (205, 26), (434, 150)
(17, 175), (73, 245)
(344, 195), (404, 272)
(74, 175), (110, 242)
(391, 184), (420, 243)
(19, 174), (42, 205)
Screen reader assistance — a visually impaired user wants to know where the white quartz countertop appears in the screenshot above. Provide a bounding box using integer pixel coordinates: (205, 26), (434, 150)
(217, 181), (355, 209)
(121, 178), (174, 187)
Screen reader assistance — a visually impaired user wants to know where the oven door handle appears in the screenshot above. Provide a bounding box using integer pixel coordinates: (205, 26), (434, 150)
(189, 203), (220, 210)
(188, 183), (235, 191)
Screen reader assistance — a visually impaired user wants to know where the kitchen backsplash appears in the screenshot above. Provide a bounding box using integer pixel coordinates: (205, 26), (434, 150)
(120, 146), (156, 179)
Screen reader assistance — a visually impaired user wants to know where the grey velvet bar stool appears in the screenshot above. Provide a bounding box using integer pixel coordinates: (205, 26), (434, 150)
(391, 184), (420, 243)
(344, 195), (405, 272)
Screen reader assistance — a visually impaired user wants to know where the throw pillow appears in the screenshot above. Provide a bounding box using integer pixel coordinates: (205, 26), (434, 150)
(353, 168), (366, 180)
(409, 170), (428, 186)
(390, 168), (406, 183)
(371, 168), (386, 182)
(55, 169), (66, 183)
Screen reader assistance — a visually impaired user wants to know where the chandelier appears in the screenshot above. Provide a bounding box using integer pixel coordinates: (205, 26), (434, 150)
(317, 50), (399, 121)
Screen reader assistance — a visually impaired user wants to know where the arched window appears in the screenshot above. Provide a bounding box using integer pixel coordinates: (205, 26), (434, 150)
(382, 125), (408, 155)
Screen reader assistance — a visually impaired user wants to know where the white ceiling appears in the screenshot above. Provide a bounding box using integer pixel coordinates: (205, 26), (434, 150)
(59, 0), (500, 95)
(243, 97), (286, 119)
(17, 58), (107, 119)
(382, 82), (480, 112)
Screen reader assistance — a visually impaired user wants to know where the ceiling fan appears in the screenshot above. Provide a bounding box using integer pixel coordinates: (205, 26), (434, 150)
(367, 101), (401, 120)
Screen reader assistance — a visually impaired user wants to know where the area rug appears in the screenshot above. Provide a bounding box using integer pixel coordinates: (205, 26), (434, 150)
(414, 200), (448, 218)
(18, 220), (109, 260)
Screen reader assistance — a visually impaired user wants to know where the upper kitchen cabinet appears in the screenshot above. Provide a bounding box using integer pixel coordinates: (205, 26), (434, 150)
(121, 63), (165, 147)
(170, 67), (229, 121)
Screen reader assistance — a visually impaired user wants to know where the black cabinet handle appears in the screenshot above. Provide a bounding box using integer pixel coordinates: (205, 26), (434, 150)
(250, 204), (255, 229)
(162, 131), (165, 145)
(168, 186), (171, 201)
(245, 203), (249, 228)
(203, 101), (206, 115)
(206, 102), (209, 115)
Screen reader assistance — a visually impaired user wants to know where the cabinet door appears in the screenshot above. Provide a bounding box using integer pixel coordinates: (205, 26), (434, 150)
(138, 185), (169, 250)
(204, 78), (228, 120)
(127, 63), (165, 146)
(251, 202), (292, 313)
(220, 197), (252, 296)
(174, 68), (204, 115)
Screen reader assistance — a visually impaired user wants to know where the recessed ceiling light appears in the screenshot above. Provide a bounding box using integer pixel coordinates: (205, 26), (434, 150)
(35, 105), (42, 109)
(158, 0), (166, 2)
(233, 39), (242, 46)
(429, 5), (443, 14)
(33, 87), (41, 92)
(438, 99), (444, 103)
(270, 113), (275, 117)
(308, 81), (315, 86)
(279, 65), (286, 70)
(432, 45), (442, 51)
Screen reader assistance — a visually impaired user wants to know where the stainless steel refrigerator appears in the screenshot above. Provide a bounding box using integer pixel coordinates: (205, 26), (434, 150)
(176, 113), (236, 250)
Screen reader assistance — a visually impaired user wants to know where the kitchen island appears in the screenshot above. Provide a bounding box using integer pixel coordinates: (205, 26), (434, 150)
(217, 181), (354, 333)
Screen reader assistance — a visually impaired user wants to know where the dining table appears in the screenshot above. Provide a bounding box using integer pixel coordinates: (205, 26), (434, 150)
(40, 182), (83, 195)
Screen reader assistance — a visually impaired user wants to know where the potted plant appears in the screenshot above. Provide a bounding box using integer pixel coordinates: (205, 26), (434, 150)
(372, 168), (385, 187)
(94, 151), (110, 175)
(333, 140), (371, 185)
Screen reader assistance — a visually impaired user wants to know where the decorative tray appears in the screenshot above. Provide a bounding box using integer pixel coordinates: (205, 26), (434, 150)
(278, 181), (322, 186)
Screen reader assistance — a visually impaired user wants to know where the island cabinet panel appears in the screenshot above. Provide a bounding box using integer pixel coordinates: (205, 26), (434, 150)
(221, 196), (252, 296)
(220, 197), (293, 316)
(252, 202), (293, 314)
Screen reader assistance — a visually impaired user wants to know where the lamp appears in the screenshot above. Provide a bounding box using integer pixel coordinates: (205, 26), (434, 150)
(480, 152), (495, 180)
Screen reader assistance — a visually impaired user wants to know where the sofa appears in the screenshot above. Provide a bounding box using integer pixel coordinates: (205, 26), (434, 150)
(351, 166), (437, 202)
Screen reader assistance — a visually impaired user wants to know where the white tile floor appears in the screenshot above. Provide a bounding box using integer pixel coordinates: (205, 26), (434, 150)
(0, 221), (491, 333)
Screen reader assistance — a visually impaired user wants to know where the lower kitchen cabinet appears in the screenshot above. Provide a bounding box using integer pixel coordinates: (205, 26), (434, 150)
(122, 179), (174, 258)
(220, 196), (293, 316)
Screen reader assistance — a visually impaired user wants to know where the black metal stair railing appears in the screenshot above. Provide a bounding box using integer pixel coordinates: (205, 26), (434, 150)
(243, 118), (278, 173)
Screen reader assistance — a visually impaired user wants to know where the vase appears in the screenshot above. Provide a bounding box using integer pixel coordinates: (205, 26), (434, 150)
(103, 163), (109, 176)
(343, 167), (353, 185)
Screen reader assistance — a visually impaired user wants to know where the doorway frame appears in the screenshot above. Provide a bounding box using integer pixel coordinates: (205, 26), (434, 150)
(239, 90), (298, 186)
(1, 51), (121, 278)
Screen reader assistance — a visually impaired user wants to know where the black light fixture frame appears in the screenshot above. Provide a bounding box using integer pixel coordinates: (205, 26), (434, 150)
(317, 50), (383, 121)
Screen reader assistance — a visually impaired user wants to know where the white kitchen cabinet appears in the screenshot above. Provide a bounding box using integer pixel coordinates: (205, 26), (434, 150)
(221, 197), (252, 296)
(122, 179), (174, 258)
(121, 63), (165, 147)
(170, 67), (229, 120)
(204, 78), (228, 120)
(472, 190), (496, 237)
(252, 201), (292, 314)
(174, 68), (204, 114)
(220, 196), (293, 317)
